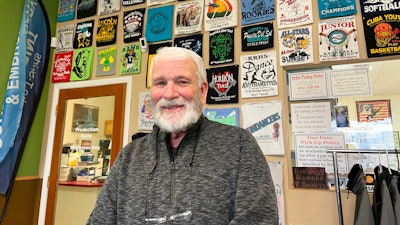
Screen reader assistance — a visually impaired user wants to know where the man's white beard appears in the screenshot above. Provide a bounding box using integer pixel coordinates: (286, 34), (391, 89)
(153, 96), (202, 133)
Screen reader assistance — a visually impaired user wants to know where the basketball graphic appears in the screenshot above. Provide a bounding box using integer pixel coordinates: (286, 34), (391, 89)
(374, 22), (399, 47)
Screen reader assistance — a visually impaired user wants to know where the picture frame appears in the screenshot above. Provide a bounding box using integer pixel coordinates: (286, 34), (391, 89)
(356, 100), (391, 123)
(72, 103), (99, 132)
(334, 106), (349, 127)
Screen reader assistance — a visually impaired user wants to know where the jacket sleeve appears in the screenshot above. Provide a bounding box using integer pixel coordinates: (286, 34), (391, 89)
(229, 131), (279, 225)
(86, 153), (122, 225)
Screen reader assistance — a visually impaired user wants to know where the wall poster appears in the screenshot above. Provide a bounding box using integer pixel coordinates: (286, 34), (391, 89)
(204, 0), (238, 31)
(294, 133), (347, 173)
(174, 0), (203, 36)
(240, 51), (278, 98)
(318, 16), (359, 61)
(242, 101), (284, 155)
(356, 99), (392, 123)
(278, 25), (314, 66)
(277, 0), (313, 29)
(72, 103), (99, 133)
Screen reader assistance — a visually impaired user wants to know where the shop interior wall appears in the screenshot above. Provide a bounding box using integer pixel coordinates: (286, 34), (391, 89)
(0, 1), (58, 225)
(38, 1), (400, 225)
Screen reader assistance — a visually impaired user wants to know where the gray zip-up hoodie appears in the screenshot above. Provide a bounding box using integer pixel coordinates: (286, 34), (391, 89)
(87, 117), (278, 224)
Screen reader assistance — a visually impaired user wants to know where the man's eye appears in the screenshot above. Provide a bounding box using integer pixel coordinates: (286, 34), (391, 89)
(154, 81), (166, 86)
(177, 80), (189, 85)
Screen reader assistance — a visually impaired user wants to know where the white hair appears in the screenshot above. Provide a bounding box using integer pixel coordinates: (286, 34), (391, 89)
(149, 47), (205, 87)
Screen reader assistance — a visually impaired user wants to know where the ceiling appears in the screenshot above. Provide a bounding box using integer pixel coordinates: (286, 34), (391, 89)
(368, 60), (400, 95)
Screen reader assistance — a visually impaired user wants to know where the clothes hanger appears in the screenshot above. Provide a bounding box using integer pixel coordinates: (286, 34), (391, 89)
(357, 150), (362, 169)
(386, 149), (392, 175)
(378, 150), (383, 174)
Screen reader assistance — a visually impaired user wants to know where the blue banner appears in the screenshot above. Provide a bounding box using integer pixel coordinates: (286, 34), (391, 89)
(0, 0), (50, 195)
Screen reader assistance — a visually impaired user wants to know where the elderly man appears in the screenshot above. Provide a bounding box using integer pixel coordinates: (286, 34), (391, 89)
(87, 47), (278, 225)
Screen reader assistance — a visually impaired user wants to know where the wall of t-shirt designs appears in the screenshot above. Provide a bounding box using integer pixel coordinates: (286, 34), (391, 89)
(52, 0), (400, 224)
(53, 0), (400, 152)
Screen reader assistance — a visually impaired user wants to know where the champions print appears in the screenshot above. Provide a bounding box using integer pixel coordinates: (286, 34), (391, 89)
(317, 0), (356, 19)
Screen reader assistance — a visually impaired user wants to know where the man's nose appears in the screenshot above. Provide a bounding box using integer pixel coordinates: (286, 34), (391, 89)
(163, 83), (179, 99)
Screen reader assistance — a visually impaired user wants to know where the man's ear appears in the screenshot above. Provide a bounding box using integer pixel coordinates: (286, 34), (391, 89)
(200, 81), (208, 104)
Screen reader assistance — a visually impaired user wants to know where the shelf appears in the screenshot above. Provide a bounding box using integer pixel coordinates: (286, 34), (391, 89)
(58, 181), (103, 187)
(61, 161), (101, 168)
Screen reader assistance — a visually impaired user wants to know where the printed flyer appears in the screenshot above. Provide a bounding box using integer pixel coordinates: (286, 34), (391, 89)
(240, 51), (278, 98)
(57, 0), (77, 22)
(203, 107), (239, 127)
(278, 25), (313, 66)
(123, 8), (146, 43)
(174, 0), (203, 36)
(173, 33), (203, 56)
(52, 51), (73, 82)
(204, 0), (237, 31)
(120, 43), (142, 75)
(209, 28), (234, 65)
(206, 65), (239, 104)
(277, 0), (313, 29)
(318, 16), (359, 61)
(241, 22), (274, 51)
(96, 15), (118, 47)
(294, 133), (347, 173)
(96, 46), (117, 76)
(56, 24), (74, 52)
(73, 20), (94, 49)
(138, 92), (154, 131)
(240, 0), (274, 26)
(98, 0), (120, 16)
(70, 46), (94, 81)
(241, 101), (284, 155)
